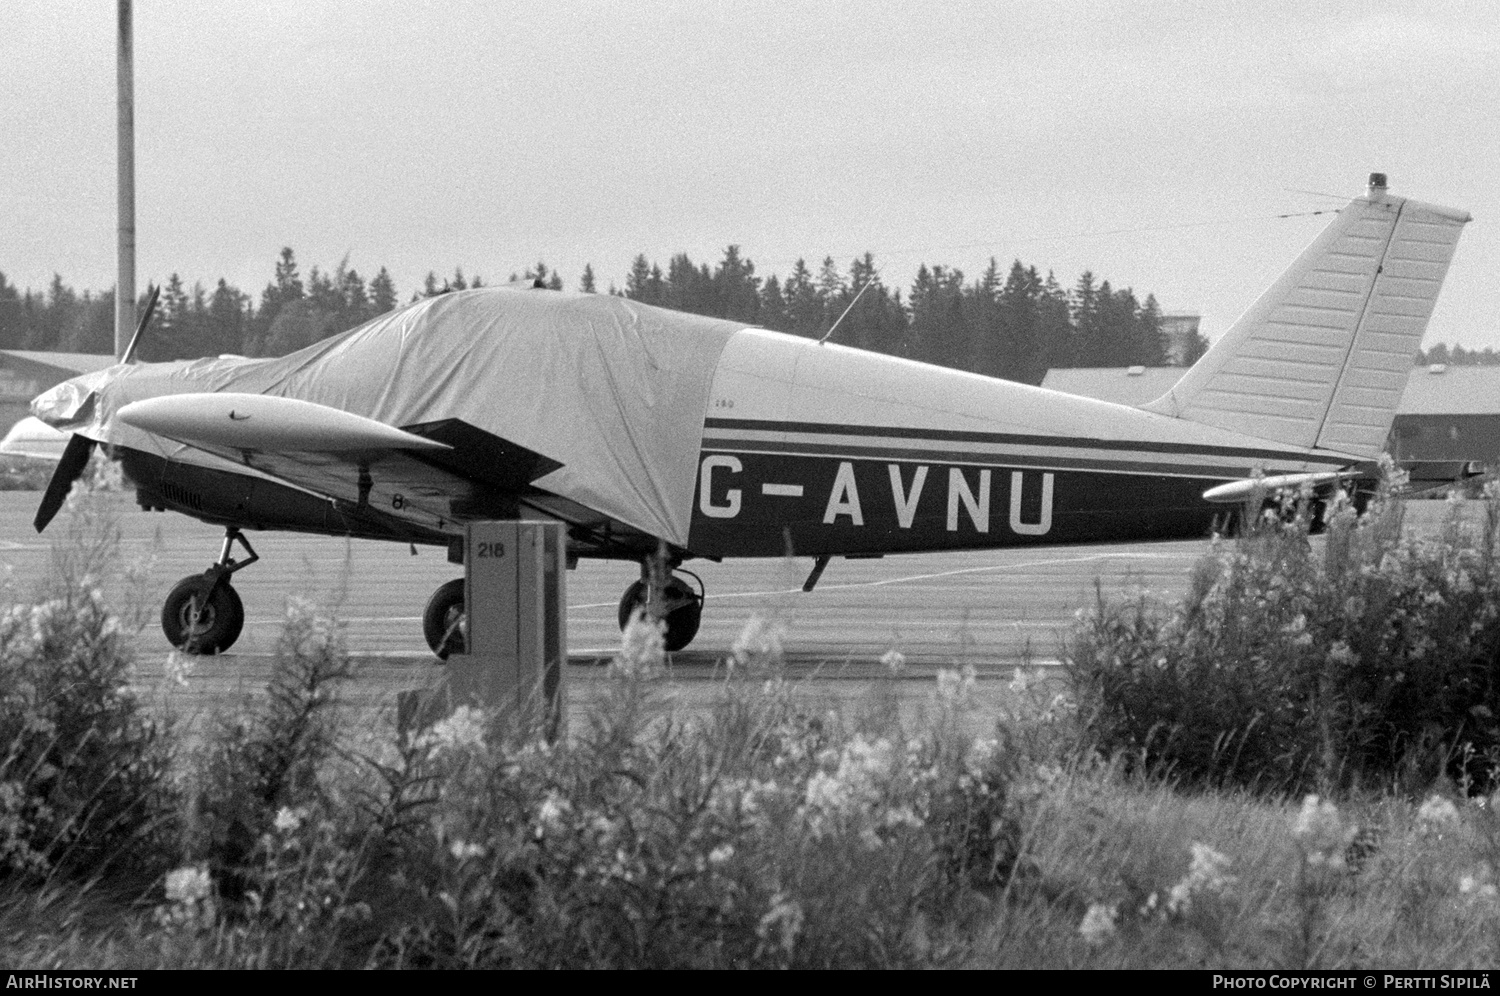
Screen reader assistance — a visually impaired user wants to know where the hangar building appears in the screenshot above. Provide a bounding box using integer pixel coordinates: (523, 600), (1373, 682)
(1041, 364), (1500, 483)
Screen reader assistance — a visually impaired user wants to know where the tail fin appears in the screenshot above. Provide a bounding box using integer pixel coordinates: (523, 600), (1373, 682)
(1142, 175), (1470, 457)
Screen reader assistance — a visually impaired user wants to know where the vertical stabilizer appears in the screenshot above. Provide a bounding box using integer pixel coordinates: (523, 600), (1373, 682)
(1142, 176), (1470, 457)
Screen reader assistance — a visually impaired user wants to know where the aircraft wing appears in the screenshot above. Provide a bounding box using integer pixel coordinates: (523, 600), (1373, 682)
(117, 393), (567, 535)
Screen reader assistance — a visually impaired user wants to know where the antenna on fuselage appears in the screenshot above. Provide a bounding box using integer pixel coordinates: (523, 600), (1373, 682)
(818, 278), (876, 346)
(120, 283), (159, 365)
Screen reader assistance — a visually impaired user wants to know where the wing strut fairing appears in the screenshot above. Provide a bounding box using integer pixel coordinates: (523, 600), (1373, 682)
(117, 393), (453, 454)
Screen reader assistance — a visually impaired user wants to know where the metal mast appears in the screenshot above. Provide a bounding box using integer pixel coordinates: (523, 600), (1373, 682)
(115, 0), (135, 359)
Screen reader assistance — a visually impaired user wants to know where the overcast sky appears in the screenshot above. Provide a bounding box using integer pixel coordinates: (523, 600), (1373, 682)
(3, 1), (1496, 347)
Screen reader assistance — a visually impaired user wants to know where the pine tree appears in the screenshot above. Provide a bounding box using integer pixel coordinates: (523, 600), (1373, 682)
(1070, 271), (1102, 366)
(1132, 292), (1167, 366)
(713, 245), (759, 324)
(664, 254), (711, 314)
(579, 263), (597, 293)
(784, 258), (822, 338)
(207, 279), (248, 356)
(0, 272), (24, 350)
(143, 272), (191, 359)
(758, 274), (787, 330)
(998, 261), (1045, 384)
(1039, 271), (1075, 372)
(844, 253), (904, 356)
(338, 266), (369, 329)
(369, 267), (398, 315)
(968, 258), (1007, 379)
(248, 248), (304, 355)
(625, 255), (655, 303)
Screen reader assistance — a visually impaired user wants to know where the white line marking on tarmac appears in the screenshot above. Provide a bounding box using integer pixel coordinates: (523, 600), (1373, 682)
(571, 551), (1180, 609)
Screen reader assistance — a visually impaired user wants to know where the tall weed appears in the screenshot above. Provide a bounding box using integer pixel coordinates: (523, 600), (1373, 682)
(0, 488), (174, 882)
(1067, 483), (1500, 794)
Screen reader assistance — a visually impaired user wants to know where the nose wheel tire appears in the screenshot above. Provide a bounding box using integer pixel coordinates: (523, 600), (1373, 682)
(161, 575), (245, 655)
(617, 575), (703, 652)
(423, 578), (466, 660)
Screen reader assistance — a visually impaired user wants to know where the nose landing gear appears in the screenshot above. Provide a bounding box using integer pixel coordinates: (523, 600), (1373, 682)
(161, 527), (258, 655)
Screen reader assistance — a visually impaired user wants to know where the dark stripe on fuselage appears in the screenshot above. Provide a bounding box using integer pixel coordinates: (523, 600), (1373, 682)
(700, 439), (1271, 480)
(685, 449), (1246, 558)
(701, 416), (1353, 466)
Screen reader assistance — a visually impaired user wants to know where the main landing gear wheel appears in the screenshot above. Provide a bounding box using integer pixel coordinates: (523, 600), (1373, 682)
(161, 527), (259, 655)
(161, 575), (245, 655)
(423, 578), (466, 660)
(617, 572), (703, 653)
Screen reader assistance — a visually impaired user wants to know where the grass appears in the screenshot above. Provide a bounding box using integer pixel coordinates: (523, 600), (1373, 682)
(4, 481), (1500, 967)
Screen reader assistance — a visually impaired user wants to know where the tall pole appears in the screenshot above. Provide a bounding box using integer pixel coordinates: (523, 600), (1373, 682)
(115, 0), (135, 359)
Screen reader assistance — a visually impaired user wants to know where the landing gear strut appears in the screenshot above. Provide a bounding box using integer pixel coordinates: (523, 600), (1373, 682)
(617, 566), (703, 652)
(161, 527), (257, 655)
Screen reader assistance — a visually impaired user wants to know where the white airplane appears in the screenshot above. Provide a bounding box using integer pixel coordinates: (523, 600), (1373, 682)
(28, 174), (1470, 656)
(0, 416), (70, 461)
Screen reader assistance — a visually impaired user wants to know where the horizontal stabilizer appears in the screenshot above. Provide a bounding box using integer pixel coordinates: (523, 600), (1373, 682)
(117, 393), (452, 453)
(1202, 470), (1355, 504)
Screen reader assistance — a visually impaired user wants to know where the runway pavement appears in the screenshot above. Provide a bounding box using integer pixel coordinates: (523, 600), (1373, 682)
(1, 489), (1213, 729)
(0, 491), (1211, 664)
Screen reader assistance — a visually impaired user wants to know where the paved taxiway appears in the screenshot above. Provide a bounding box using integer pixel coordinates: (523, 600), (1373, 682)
(1, 491), (1211, 725)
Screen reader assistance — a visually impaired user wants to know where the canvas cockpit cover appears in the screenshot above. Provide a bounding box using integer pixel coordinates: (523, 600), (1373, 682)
(62, 288), (746, 545)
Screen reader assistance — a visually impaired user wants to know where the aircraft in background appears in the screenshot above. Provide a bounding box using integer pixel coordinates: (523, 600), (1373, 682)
(0, 417), (70, 461)
(28, 174), (1470, 656)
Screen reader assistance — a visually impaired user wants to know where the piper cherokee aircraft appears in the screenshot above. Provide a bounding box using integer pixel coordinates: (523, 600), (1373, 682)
(28, 174), (1470, 657)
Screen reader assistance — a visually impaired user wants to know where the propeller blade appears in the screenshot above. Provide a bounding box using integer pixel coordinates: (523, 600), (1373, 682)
(120, 283), (160, 364)
(34, 434), (97, 533)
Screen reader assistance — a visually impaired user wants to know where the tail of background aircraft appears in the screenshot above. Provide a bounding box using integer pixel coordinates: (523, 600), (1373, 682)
(1142, 174), (1470, 458)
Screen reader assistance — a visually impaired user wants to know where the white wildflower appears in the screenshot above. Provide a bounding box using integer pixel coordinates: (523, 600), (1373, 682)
(1417, 794), (1461, 830)
(1166, 842), (1236, 916)
(1460, 867), (1499, 900)
(880, 648), (906, 675)
(449, 839), (486, 862)
(163, 650), (195, 688)
(536, 791), (571, 836)
(164, 864), (212, 905)
(272, 806), (303, 834)
(936, 664), (977, 707)
(757, 893), (804, 955)
(1078, 902), (1118, 945)
(708, 844), (735, 866)
(1293, 794), (1355, 869)
(1326, 641), (1357, 668)
(731, 615), (786, 669)
(800, 736), (898, 839)
(612, 611), (666, 678)
(428, 705), (488, 754)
